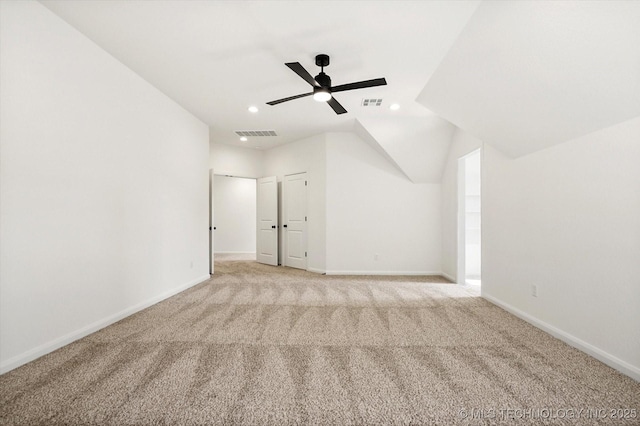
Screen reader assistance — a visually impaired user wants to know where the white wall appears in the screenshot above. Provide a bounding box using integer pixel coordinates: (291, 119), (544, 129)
(0, 1), (209, 373)
(482, 116), (640, 380)
(213, 176), (256, 253)
(210, 141), (264, 178)
(325, 133), (442, 275)
(261, 131), (444, 275)
(263, 134), (326, 272)
(440, 128), (482, 281)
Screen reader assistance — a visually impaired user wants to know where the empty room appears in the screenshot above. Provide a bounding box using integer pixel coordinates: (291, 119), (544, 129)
(1, 1), (639, 425)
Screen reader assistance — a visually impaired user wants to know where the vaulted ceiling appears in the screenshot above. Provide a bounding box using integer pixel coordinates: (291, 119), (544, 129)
(417, 1), (640, 158)
(41, 1), (640, 182)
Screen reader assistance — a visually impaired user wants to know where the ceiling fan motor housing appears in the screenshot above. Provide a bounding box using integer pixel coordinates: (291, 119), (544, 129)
(314, 72), (331, 88)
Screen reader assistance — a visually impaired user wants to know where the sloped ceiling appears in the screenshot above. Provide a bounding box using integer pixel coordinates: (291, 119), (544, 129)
(354, 120), (412, 182)
(417, 0), (640, 158)
(38, 0), (640, 180)
(357, 116), (455, 183)
(40, 0), (479, 153)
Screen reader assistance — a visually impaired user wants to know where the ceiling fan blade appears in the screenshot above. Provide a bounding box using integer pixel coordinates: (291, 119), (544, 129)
(330, 78), (387, 93)
(285, 62), (320, 87)
(327, 97), (347, 115)
(266, 92), (312, 106)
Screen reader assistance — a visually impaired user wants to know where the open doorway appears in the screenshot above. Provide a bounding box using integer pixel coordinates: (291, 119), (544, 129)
(212, 175), (257, 264)
(457, 149), (481, 287)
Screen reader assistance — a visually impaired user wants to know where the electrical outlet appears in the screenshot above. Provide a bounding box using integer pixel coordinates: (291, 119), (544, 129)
(531, 284), (537, 297)
(374, 254), (379, 261)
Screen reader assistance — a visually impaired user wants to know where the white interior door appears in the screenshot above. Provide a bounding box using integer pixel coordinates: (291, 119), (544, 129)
(256, 176), (278, 266)
(283, 172), (307, 270)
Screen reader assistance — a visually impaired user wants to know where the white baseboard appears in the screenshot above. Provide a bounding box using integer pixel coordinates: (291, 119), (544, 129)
(306, 268), (450, 278)
(0, 274), (211, 375)
(441, 272), (456, 283)
(483, 292), (640, 382)
(214, 251), (256, 255)
(324, 270), (444, 276)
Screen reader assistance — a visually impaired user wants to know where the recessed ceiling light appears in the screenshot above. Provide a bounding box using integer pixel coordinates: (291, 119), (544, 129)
(390, 103), (400, 110)
(240, 136), (248, 142)
(248, 106), (258, 113)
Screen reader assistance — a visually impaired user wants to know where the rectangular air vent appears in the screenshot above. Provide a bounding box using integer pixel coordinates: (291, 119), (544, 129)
(235, 130), (277, 137)
(361, 98), (383, 107)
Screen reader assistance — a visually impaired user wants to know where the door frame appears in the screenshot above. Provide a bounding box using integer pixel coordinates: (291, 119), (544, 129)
(209, 171), (259, 272)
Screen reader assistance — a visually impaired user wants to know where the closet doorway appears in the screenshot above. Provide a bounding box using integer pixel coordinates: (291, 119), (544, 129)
(457, 150), (481, 287)
(212, 175), (257, 262)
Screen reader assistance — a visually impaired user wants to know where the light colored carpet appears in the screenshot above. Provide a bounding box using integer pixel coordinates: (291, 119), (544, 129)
(1, 261), (638, 425)
(215, 253), (256, 262)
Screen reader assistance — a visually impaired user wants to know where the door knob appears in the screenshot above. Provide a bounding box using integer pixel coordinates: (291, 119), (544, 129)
(283, 224), (288, 228)
(272, 225), (276, 229)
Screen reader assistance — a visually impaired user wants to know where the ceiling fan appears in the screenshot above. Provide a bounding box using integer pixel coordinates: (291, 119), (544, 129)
(266, 54), (387, 115)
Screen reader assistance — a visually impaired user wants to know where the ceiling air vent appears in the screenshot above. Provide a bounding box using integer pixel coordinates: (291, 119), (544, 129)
(361, 98), (383, 107)
(235, 130), (277, 137)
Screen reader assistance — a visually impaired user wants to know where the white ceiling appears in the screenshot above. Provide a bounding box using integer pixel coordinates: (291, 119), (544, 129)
(41, 0), (479, 151)
(358, 116), (456, 183)
(417, 0), (640, 158)
(40, 0), (640, 177)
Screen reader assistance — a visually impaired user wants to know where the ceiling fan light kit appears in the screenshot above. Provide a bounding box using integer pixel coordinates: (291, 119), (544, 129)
(267, 54), (387, 115)
(313, 88), (331, 102)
